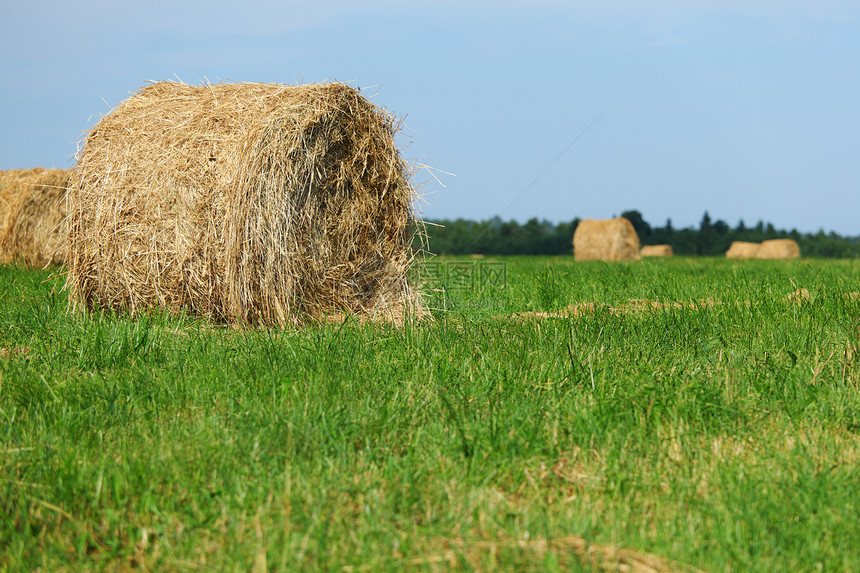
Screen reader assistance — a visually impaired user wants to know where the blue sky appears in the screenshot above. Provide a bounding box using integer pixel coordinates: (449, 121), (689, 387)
(2, 1), (858, 235)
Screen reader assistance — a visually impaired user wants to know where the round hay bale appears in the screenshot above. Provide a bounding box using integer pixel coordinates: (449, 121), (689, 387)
(573, 217), (640, 262)
(0, 168), (70, 267)
(756, 239), (800, 259)
(67, 81), (419, 326)
(725, 241), (760, 259)
(640, 244), (673, 257)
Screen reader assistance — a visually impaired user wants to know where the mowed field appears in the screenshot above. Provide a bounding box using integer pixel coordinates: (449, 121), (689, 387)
(1, 256), (859, 572)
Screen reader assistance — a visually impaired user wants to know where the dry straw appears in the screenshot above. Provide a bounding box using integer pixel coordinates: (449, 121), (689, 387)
(573, 217), (640, 262)
(725, 241), (760, 259)
(0, 168), (70, 267)
(67, 81), (421, 326)
(757, 238), (801, 259)
(640, 244), (673, 257)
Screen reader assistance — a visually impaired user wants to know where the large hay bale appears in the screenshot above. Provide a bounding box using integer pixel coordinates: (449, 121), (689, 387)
(573, 217), (640, 262)
(725, 241), (760, 259)
(67, 81), (419, 326)
(756, 238), (801, 259)
(0, 168), (70, 267)
(640, 244), (673, 257)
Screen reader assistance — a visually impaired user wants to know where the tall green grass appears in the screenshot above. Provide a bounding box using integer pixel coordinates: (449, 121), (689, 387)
(1, 257), (858, 571)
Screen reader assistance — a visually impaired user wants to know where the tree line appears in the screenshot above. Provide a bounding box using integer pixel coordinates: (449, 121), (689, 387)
(418, 210), (860, 258)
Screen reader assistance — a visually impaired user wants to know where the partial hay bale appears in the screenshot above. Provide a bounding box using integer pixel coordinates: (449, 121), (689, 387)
(0, 172), (17, 229)
(756, 238), (801, 259)
(0, 168), (70, 267)
(67, 81), (420, 326)
(725, 241), (760, 259)
(573, 217), (640, 262)
(640, 244), (673, 257)
(0, 169), (42, 248)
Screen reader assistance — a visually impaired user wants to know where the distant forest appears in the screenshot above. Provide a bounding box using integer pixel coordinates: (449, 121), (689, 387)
(420, 210), (860, 258)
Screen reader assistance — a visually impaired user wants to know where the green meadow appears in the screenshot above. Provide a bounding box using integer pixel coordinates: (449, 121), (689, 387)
(1, 257), (859, 571)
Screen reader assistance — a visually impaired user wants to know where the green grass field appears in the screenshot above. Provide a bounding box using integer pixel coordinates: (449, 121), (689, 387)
(1, 257), (859, 571)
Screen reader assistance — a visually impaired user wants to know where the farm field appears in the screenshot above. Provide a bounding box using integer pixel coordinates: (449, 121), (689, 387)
(1, 256), (859, 571)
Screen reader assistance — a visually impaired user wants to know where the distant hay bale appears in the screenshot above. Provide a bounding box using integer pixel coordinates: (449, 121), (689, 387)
(0, 168), (70, 267)
(0, 173), (16, 229)
(725, 241), (760, 259)
(756, 239), (801, 259)
(0, 174), (21, 251)
(640, 244), (673, 257)
(67, 81), (420, 326)
(573, 218), (640, 262)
